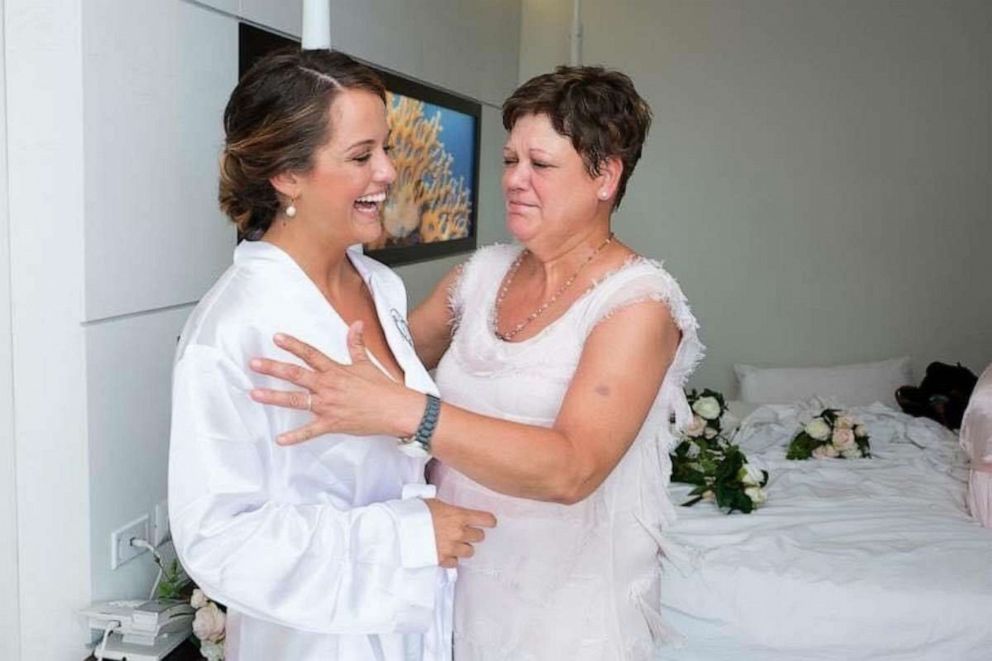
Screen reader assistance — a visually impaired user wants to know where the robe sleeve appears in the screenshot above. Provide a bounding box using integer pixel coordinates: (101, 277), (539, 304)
(168, 344), (439, 634)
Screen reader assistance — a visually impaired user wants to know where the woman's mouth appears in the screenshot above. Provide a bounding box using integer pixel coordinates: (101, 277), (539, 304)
(354, 192), (387, 218)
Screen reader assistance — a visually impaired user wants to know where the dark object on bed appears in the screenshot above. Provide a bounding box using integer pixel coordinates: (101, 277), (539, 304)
(896, 361), (978, 430)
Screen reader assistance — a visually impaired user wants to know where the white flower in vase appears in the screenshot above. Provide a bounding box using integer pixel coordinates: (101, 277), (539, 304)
(193, 602), (226, 643)
(200, 639), (224, 661)
(190, 589), (209, 610)
(692, 396), (722, 421)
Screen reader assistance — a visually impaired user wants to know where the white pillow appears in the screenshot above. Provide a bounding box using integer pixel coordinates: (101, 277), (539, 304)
(734, 357), (913, 408)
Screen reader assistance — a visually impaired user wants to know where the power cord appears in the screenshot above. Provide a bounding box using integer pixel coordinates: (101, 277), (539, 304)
(129, 536), (165, 600)
(93, 619), (121, 661)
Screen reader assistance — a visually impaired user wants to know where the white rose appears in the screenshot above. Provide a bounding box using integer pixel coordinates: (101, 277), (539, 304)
(692, 396), (722, 421)
(737, 464), (764, 487)
(832, 428), (855, 451)
(841, 447), (862, 459)
(685, 415), (706, 437)
(854, 425), (868, 438)
(200, 640), (225, 661)
(701, 489), (716, 502)
(812, 443), (839, 459)
(836, 415), (855, 430)
(191, 588), (208, 610)
(745, 486), (767, 506)
(704, 426), (718, 439)
(805, 418), (832, 441)
(193, 602), (226, 643)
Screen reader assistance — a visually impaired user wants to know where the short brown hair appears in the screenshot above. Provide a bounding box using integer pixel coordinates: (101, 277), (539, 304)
(502, 66), (652, 208)
(219, 49), (386, 239)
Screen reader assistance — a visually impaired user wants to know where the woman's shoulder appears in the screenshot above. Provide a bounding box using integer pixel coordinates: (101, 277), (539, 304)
(593, 254), (690, 303)
(583, 253), (699, 337)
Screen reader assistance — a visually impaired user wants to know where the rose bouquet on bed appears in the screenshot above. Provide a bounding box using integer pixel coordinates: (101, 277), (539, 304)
(786, 409), (871, 460)
(671, 389), (768, 513)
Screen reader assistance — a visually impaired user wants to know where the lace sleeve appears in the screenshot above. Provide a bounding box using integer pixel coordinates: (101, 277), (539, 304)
(583, 262), (705, 431)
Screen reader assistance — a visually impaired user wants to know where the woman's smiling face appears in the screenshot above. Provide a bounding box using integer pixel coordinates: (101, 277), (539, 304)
(293, 88), (396, 245)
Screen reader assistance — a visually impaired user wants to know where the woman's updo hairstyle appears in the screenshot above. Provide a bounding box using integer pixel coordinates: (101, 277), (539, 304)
(502, 65), (652, 208)
(219, 49), (386, 239)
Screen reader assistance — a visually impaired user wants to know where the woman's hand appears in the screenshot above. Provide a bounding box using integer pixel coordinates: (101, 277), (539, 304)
(249, 322), (423, 444)
(424, 499), (497, 568)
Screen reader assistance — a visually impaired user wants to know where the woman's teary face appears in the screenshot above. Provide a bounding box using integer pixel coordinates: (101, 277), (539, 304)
(501, 113), (602, 244)
(294, 89), (396, 246)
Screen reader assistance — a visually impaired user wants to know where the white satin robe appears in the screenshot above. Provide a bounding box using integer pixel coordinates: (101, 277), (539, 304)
(169, 240), (453, 661)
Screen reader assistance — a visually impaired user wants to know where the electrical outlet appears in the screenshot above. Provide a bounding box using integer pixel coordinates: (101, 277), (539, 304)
(111, 514), (149, 570)
(151, 499), (170, 546)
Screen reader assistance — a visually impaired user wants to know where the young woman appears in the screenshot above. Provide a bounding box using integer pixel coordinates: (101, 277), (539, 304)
(168, 50), (494, 661)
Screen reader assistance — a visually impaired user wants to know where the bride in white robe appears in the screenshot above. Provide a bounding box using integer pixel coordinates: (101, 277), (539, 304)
(169, 50), (493, 661)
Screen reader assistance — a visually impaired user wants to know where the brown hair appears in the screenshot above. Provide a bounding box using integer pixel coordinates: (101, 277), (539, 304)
(502, 66), (652, 208)
(219, 49), (386, 239)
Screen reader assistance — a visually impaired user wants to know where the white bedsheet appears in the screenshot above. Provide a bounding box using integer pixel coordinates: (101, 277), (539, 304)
(659, 401), (992, 661)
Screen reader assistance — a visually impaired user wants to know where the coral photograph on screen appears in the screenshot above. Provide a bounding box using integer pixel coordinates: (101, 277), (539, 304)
(367, 94), (474, 250)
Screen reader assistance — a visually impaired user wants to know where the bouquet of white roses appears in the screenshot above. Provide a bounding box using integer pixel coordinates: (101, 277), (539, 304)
(671, 389), (768, 514)
(684, 388), (730, 443)
(787, 408), (871, 460)
(190, 588), (226, 661)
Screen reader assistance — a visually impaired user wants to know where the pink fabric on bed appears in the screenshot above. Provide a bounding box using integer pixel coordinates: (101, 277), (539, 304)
(961, 364), (992, 526)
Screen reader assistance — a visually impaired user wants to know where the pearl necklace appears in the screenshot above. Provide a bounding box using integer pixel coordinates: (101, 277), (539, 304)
(494, 233), (615, 341)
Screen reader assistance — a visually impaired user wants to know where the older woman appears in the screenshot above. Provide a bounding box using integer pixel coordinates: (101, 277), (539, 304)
(252, 66), (704, 660)
(168, 49), (495, 661)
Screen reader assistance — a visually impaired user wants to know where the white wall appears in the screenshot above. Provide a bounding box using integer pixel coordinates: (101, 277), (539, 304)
(3, 0), (519, 658)
(6, 1), (91, 659)
(522, 0), (992, 394)
(0, 0), (21, 656)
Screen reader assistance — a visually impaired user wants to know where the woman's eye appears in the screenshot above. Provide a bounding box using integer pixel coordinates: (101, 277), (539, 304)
(532, 161), (550, 169)
(502, 158), (517, 166)
(354, 153), (372, 163)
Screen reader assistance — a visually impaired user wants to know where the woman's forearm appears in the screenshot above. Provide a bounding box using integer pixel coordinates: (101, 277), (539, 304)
(390, 388), (588, 504)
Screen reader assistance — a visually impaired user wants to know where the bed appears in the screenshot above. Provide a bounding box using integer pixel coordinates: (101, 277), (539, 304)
(658, 399), (992, 661)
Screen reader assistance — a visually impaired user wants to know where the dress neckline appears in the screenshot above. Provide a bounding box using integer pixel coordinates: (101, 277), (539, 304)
(487, 248), (654, 346)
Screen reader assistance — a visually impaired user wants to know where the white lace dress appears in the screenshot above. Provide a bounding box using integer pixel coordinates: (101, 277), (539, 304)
(433, 244), (704, 661)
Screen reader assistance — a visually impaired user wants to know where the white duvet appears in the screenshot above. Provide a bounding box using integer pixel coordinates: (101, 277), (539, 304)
(659, 400), (992, 661)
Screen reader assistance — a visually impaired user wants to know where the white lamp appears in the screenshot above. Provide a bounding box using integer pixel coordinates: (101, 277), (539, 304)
(302, 0), (331, 50)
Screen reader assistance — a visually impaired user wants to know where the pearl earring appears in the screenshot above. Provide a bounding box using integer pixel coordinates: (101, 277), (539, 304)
(598, 191), (608, 200)
(285, 198), (298, 218)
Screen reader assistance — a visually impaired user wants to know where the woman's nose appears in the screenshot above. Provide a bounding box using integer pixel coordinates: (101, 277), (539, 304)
(375, 150), (397, 185)
(503, 162), (527, 191)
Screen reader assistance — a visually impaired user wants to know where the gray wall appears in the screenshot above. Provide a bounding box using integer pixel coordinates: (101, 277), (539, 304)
(522, 0), (992, 394)
(0, 0), (21, 655)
